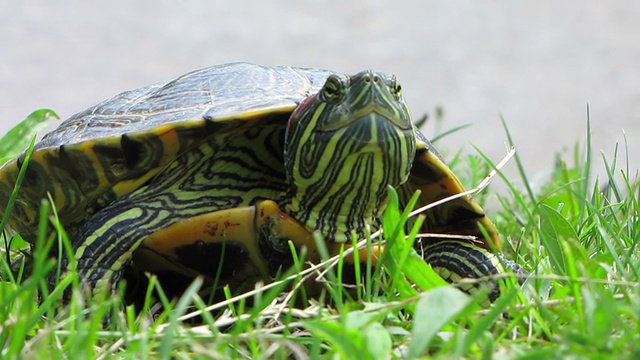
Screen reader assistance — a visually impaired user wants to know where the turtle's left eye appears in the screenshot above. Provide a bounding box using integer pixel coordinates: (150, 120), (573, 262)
(323, 75), (343, 101)
(391, 76), (402, 100)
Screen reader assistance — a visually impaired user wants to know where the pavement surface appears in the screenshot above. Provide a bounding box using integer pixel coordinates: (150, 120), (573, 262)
(2, 1), (639, 194)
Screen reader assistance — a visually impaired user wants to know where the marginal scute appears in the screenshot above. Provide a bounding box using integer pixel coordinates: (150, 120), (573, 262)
(120, 134), (144, 170)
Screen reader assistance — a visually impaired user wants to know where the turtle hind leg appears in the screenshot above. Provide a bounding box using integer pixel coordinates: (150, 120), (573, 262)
(416, 239), (528, 303)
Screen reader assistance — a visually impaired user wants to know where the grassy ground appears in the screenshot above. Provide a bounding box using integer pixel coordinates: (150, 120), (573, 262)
(0, 110), (638, 359)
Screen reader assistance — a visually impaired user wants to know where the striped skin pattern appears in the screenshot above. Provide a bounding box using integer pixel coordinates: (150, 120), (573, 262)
(419, 240), (505, 303)
(283, 72), (416, 243)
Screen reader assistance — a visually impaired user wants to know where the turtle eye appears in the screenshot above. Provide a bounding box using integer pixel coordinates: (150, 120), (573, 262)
(391, 76), (402, 100)
(323, 75), (343, 101)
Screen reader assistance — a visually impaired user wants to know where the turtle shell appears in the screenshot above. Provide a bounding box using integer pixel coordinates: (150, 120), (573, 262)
(0, 63), (335, 242)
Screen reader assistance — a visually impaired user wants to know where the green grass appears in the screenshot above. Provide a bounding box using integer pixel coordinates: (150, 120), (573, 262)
(1, 110), (639, 359)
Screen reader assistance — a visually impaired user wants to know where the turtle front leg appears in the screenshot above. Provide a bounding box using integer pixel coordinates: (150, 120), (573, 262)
(416, 239), (528, 303)
(252, 200), (382, 266)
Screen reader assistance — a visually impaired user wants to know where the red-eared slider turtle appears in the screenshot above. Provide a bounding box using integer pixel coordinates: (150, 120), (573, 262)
(0, 63), (523, 300)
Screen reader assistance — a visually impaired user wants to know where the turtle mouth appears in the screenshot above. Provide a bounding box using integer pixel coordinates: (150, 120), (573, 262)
(356, 97), (414, 129)
(314, 111), (413, 149)
(316, 102), (414, 144)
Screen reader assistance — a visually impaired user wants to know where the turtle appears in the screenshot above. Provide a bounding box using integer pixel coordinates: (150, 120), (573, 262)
(0, 63), (524, 302)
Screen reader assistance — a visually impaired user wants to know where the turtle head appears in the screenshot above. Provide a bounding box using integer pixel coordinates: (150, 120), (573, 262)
(283, 70), (417, 242)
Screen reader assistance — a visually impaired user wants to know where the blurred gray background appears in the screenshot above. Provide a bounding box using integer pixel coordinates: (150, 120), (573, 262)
(1, 1), (639, 193)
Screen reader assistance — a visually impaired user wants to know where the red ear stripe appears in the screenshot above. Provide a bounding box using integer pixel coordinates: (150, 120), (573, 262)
(287, 94), (317, 129)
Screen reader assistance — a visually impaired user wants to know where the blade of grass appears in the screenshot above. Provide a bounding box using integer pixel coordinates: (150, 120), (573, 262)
(579, 106), (592, 223)
(501, 116), (536, 205)
(0, 109), (57, 165)
(430, 123), (473, 144)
